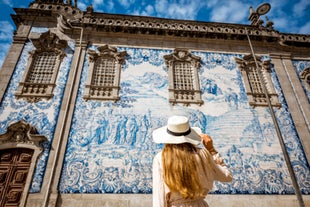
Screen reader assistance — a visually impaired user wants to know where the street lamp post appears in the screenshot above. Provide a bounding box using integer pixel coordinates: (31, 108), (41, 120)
(246, 3), (305, 207)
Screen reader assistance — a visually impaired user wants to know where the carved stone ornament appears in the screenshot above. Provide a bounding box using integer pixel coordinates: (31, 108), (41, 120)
(300, 67), (310, 80)
(235, 54), (264, 70)
(88, 45), (127, 64)
(0, 120), (47, 149)
(31, 30), (68, 54)
(300, 67), (310, 91)
(164, 48), (201, 68)
(29, 0), (82, 19)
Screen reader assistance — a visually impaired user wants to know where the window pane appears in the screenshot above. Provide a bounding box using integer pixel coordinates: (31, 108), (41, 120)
(92, 58), (116, 86)
(173, 62), (193, 90)
(247, 65), (263, 93)
(26, 52), (57, 83)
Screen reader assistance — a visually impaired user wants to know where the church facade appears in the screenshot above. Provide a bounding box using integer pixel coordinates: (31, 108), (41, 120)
(0, 0), (310, 206)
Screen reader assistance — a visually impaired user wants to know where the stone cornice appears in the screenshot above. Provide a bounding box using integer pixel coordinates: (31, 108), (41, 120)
(11, 3), (310, 48)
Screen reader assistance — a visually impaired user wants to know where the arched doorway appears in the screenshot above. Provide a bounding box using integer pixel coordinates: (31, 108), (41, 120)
(0, 120), (46, 207)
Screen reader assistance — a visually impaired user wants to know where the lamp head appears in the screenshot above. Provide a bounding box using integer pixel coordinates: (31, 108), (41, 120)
(256, 3), (271, 15)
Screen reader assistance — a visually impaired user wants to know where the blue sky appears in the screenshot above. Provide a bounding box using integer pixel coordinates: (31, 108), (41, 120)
(1, 0), (310, 68)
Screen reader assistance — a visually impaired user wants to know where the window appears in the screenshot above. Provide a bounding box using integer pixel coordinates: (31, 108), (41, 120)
(164, 48), (203, 106)
(83, 45), (126, 101)
(15, 31), (67, 102)
(235, 54), (281, 107)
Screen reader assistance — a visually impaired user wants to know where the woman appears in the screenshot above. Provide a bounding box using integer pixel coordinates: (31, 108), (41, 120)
(152, 116), (232, 207)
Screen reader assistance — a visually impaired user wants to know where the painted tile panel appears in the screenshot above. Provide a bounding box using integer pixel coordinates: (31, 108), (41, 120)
(58, 46), (310, 194)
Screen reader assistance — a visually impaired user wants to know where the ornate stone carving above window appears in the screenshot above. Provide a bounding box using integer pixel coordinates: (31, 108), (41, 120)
(164, 48), (203, 106)
(235, 54), (281, 107)
(300, 67), (310, 92)
(15, 31), (67, 102)
(83, 45), (126, 101)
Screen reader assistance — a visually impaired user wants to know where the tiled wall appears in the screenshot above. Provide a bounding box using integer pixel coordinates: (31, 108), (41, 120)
(0, 30), (309, 195)
(58, 46), (309, 194)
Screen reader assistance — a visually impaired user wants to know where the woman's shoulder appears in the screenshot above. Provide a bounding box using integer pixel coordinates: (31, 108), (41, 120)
(154, 151), (163, 160)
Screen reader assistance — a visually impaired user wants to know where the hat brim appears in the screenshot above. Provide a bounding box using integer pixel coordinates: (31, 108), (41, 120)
(153, 126), (202, 145)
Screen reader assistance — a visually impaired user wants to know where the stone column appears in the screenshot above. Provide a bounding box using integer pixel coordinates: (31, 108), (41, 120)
(0, 24), (31, 102)
(270, 53), (310, 164)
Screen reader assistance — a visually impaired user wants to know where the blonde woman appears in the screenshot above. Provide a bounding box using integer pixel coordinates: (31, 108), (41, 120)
(152, 116), (232, 207)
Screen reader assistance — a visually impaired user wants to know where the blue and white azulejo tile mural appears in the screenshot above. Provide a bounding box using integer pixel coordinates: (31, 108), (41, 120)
(0, 28), (75, 192)
(58, 46), (310, 194)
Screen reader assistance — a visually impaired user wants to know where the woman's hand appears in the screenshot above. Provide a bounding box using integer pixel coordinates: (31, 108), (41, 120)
(200, 134), (218, 155)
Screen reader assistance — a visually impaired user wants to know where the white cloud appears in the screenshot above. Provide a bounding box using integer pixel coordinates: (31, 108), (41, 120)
(154, 0), (169, 16)
(293, 0), (310, 17)
(272, 17), (290, 30)
(299, 21), (310, 34)
(118, 0), (135, 8)
(93, 0), (104, 8)
(209, 1), (249, 23)
(105, 0), (115, 12)
(0, 21), (14, 41)
(139, 4), (155, 17)
(154, 0), (205, 20)
(77, 2), (87, 11)
(205, 0), (219, 7)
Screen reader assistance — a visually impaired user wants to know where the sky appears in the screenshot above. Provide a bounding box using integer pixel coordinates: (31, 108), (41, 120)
(0, 0), (310, 68)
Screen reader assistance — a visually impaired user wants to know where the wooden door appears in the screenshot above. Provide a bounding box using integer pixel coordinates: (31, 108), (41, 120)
(0, 148), (33, 207)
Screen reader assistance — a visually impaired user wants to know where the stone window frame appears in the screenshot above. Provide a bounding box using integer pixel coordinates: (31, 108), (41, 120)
(0, 120), (46, 207)
(235, 54), (281, 107)
(15, 31), (67, 103)
(83, 45), (127, 101)
(300, 67), (310, 93)
(164, 48), (203, 106)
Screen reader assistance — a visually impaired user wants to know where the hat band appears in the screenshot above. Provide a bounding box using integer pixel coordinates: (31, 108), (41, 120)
(166, 128), (191, 136)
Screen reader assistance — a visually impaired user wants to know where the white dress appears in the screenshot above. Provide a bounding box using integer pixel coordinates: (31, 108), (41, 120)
(152, 146), (232, 207)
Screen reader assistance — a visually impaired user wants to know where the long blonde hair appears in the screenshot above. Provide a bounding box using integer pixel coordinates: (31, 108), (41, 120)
(162, 143), (207, 199)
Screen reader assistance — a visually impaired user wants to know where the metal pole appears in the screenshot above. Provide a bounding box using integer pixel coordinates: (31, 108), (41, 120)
(245, 27), (305, 207)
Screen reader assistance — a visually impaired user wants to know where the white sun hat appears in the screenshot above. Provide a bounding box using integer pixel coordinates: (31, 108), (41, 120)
(153, 116), (202, 145)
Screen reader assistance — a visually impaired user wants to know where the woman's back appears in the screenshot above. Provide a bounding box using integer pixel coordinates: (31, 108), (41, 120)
(153, 146), (232, 207)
